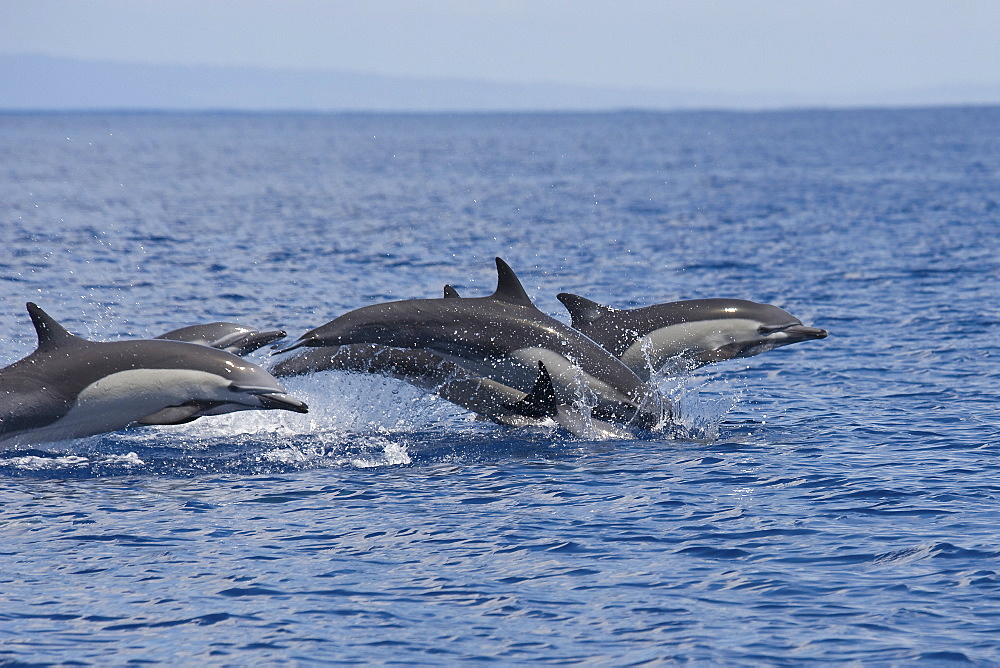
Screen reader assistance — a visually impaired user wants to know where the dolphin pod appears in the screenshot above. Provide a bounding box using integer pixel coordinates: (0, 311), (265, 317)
(276, 258), (671, 430)
(270, 259), (826, 434)
(1, 258), (827, 445)
(0, 303), (308, 446)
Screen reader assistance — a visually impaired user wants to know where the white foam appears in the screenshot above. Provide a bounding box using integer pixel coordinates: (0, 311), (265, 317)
(4, 454), (90, 470)
(131, 371), (452, 441)
(102, 451), (145, 466)
(349, 434), (413, 468)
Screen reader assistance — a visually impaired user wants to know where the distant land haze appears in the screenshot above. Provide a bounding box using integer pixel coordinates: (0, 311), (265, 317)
(2, 55), (1000, 112)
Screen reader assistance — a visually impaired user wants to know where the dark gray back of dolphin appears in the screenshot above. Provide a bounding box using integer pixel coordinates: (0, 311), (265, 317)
(1, 303), (101, 435)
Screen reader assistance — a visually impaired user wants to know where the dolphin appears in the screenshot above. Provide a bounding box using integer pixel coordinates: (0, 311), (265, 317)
(276, 258), (669, 428)
(271, 344), (632, 438)
(156, 322), (287, 356)
(273, 343), (528, 421)
(0, 303), (308, 446)
(557, 293), (828, 379)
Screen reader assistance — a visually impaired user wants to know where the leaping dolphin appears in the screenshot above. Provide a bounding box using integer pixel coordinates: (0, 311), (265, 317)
(0, 303), (308, 446)
(557, 293), (828, 379)
(271, 344), (632, 439)
(273, 343), (531, 422)
(276, 258), (669, 429)
(157, 322), (287, 356)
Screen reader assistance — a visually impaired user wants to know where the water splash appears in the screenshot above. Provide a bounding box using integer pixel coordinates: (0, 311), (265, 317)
(0, 360), (745, 478)
(653, 358), (746, 441)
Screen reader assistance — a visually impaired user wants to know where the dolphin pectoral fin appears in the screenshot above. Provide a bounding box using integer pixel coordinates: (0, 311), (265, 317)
(504, 362), (557, 418)
(137, 404), (206, 425)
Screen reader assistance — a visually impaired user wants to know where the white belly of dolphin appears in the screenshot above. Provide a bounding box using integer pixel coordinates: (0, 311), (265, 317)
(620, 318), (764, 379)
(15, 368), (234, 444)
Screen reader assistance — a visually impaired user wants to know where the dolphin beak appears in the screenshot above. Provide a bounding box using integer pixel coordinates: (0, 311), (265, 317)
(229, 329), (287, 355)
(256, 393), (310, 414)
(272, 338), (309, 355)
(783, 325), (828, 341)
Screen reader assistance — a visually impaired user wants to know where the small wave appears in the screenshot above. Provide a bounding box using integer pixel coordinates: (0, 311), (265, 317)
(101, 612), (255, 631)
(916, 651), (972, 663)
(0, 452), (91, 471)
(867, 542), (1000, 567)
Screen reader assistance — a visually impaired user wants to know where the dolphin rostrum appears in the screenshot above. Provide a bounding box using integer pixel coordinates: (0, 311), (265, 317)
(0, 303), (308, 446)
(557, 293), (828, 379)
(277, 258), (669, 428)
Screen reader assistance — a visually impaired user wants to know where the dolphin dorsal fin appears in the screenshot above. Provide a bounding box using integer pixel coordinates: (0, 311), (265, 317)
(26, 302), (84, 352)
(489, 258), (534, 307)
(557, 293), (617, 329)
(505, 361), (557, 418)
(443, 285), (461, 299)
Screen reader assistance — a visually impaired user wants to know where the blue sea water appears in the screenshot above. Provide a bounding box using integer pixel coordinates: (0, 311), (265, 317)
(0, 108), (999, 664)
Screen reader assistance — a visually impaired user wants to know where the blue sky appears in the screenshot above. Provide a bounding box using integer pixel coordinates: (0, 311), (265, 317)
(2, 0), (998, 100)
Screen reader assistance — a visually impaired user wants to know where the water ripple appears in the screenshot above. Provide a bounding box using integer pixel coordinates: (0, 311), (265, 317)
(3, 109), (1000, 664)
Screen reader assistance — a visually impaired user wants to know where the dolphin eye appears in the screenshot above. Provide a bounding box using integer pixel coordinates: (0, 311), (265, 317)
(758, 324), (789, 334)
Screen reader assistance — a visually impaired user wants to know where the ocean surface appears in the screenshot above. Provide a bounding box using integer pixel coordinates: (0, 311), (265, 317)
(1, 108), (998, 664)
